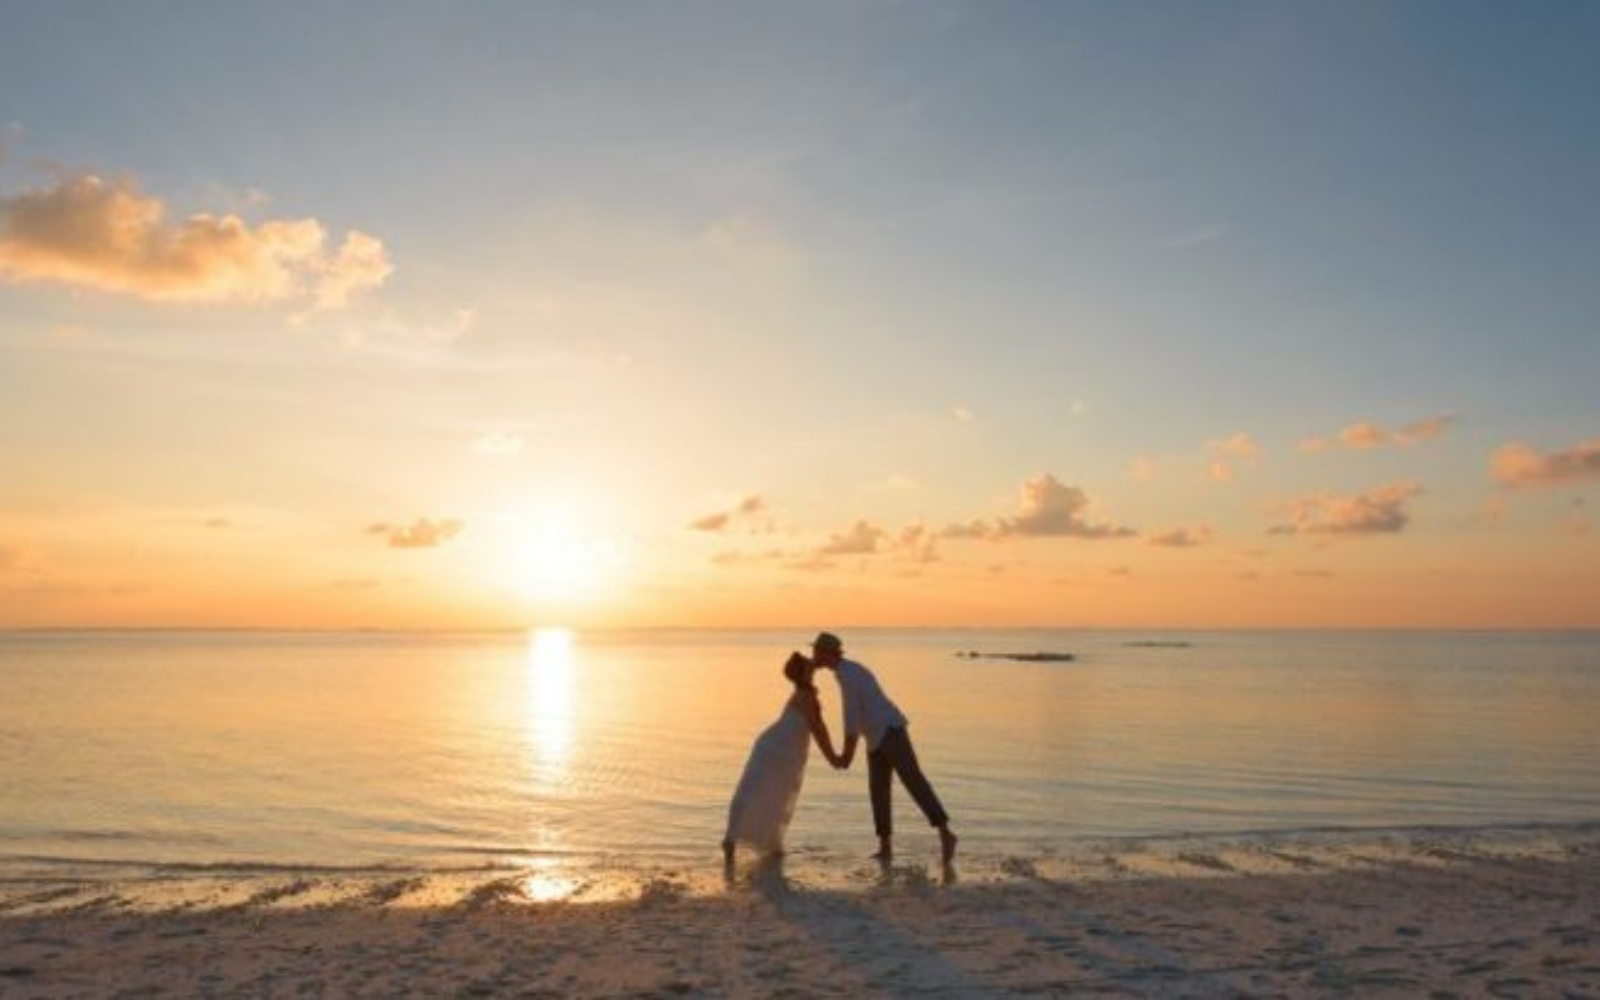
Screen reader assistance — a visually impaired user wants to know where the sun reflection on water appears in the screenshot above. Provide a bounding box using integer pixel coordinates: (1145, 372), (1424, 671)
(525, 627), (576, 785)
(519, 856), (582, 903)
(522, 627), (577, 880)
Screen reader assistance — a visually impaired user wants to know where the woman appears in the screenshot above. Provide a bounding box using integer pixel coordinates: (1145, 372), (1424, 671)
(722, 651), (843, 863)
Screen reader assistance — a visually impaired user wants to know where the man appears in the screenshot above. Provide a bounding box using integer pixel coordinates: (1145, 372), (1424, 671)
(811, 631), (958, 865)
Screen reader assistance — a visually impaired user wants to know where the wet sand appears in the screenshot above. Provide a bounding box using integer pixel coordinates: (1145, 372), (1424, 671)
(3, 828), (1599, 997)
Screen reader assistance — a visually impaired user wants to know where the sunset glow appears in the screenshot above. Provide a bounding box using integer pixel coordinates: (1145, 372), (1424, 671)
(2, 5), (1597, 629)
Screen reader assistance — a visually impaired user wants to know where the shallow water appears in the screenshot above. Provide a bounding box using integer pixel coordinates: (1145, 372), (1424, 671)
(2, 628), (1597, 893)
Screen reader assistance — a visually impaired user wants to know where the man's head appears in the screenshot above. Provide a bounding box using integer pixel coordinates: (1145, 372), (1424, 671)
(810, 631), (844, 668)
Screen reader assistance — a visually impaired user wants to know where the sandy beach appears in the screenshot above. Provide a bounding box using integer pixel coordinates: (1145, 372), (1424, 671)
(3, 828), (1598, 998)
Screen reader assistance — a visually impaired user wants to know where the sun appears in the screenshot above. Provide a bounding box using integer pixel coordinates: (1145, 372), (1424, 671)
(498, 508), (627, 605)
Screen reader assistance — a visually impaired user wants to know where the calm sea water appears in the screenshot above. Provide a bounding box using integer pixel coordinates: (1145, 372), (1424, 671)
(3, 628), (1598, 882)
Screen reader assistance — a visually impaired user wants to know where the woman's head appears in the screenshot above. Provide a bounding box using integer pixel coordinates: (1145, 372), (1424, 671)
(783, 651), (814, 689)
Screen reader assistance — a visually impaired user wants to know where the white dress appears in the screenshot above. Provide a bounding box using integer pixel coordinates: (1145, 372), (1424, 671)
(724, 695), (811, 855)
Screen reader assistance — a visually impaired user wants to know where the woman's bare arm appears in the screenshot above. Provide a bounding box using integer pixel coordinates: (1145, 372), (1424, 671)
(800, 691), (843, 767)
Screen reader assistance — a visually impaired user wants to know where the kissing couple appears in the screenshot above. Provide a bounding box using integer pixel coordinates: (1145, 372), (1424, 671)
(722, 631), (958, 867)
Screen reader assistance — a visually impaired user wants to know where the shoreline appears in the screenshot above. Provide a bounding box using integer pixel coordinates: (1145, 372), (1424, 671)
(4, 826), (1599, 996)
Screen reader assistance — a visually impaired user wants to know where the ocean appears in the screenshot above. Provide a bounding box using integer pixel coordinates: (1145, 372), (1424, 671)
(3, 628), (1598, 900)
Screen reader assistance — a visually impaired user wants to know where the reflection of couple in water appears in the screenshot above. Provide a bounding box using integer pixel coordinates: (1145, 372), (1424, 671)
(722, 631), (958, 868)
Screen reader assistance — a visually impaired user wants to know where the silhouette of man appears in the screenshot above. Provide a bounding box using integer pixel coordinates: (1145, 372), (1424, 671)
(810, 631), (957, 865)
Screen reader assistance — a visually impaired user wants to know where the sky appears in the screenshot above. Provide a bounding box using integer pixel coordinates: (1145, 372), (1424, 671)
(2, 1), (1598, 629)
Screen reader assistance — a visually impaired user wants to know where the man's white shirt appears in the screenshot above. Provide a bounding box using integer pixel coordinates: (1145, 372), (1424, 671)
(835, 658), (908, 752)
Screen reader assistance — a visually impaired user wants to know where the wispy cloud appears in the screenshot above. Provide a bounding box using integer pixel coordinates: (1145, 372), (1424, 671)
(819, 519), (885, 555)
(689, 494), (767, 533)
(891, 522), (941, 563)
(1147, 525), (1215, 548)
(0, 168), (390, 307)
(1300, 414), (1455, 453)
(944, 473), (1135, 540)
(713, 515), (942, 571)
(368, 518), (463, 549)
(1269, 483), (1421, 536)
(1490, 436), (1600, 488)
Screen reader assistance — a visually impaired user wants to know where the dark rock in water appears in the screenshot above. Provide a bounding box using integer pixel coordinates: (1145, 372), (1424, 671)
(953, 651), (1075, 662)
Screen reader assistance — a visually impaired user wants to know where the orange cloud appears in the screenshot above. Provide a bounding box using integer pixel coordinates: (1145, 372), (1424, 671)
(945, 473), (1135, 540)
(1339, 422), (1387, 449)
(1490, 437), (1600, 488)
(1304, 414), (1455, 453)
(0, 170), (390, 306)
(1270, 482), (1421, 536)
(368, 518), (463, 549)
(1208, 432), (1260, 482)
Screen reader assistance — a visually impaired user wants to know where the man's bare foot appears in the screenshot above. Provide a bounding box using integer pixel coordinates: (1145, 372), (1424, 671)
(873, 836), (893, 862)
(939, 827), (958, 865)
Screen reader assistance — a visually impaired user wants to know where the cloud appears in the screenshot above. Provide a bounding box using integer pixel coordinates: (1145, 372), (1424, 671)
(941, 519), (993, 540)
(1339, 422), (1388, 449)
(945, 473), (1135, 540)
(368, 518), (463, 549)
(819, 520), (885, 555)
(0, 169), (390, 306)
(890, 522), (940, 563)
(1269, 482), (1421, 536)
(1490, 436), (1600, 488)
(688, 493), (766, 532)
(1147, 525), (1215, 548)
(312, 231), (393, 309)
(1208, 432), (1261, 482)
(1392, 415), (1455, 446)
(690, 511), (734, 532)
(1302, 414), (1455, 453)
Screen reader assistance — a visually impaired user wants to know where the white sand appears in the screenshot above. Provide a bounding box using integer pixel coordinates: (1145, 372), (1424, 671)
(3, 829), (1599, 997)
